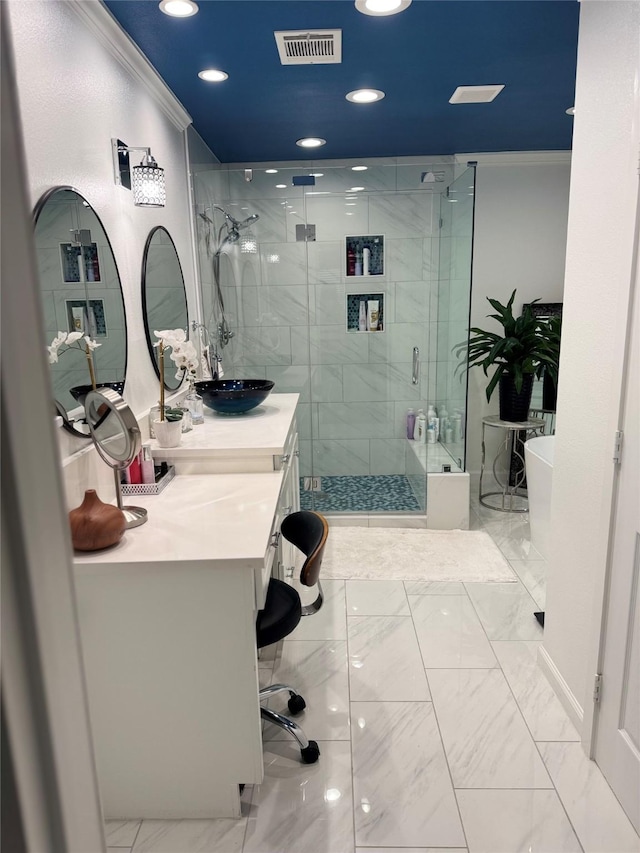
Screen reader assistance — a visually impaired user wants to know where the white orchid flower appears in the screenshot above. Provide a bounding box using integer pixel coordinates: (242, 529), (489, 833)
(47, 346), (59, 364)
(66, 331), (84, 345)
(84, 336), (101, 351)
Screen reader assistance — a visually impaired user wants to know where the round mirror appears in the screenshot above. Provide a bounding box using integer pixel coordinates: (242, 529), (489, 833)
(85, 388), (147, 528)
(142, 226), (188, 391)
(34, 187), (128, 437)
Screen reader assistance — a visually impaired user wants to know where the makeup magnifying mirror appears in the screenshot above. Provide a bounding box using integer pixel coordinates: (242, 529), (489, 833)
(84, 387), (148, 529)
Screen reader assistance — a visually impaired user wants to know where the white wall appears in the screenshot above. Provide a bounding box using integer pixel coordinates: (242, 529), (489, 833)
(463, 153), (572, 483)
(542, 0), (640, 725)
(7, 0), (198, 503)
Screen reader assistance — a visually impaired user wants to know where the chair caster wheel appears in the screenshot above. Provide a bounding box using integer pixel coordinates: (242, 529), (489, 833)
(300, 740), (320, 764)
(288, 693), (306, 715)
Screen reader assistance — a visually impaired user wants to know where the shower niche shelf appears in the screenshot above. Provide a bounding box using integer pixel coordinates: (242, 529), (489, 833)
(345, 234), (384, 278)
(346, 292), (384, 333)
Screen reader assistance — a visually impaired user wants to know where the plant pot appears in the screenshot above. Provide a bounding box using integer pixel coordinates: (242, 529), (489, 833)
(499, 373), (534, 422)
(542, 371), (558, 413)
(153, 418), (182, 448)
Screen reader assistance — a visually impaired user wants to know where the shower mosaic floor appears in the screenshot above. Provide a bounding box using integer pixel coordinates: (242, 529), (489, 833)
(299, 475), (421, 513)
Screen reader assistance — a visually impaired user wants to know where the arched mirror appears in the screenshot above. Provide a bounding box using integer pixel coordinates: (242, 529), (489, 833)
(142, 226), (188, 391)
(34, 187), (127, 437)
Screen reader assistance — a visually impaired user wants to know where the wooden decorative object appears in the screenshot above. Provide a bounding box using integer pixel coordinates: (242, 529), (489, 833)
(69, 489), (126, 551)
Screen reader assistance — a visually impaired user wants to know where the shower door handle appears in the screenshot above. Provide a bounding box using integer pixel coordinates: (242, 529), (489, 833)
(412, 347), (420, 385)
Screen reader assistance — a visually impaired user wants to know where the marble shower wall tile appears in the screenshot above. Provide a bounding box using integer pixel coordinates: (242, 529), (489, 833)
(369, 438), (407, 475)
(307, 241), (342, 285)
(395, 281), (431, 324)
(243, 741), (354, 853)
(465, 583), (543, 641)
(237, 326), (292, 365)
(456, 789), (582, 853)
(368, 322), (428, 364)
(311, 365), (344, 402)
(342, 362), (421, 403)
(427, 668), (553, 789)
(310, 284), (346, 325)
(409, 594), (497, 668)
(266, 364), (310, 401)
(318, 402), (395, 440)
(311, 439), (370, 476)
(264, 640), (350, 741)
(259, 243), (307, 286)
(539, 741), (640, 853)
(351, 701), (465, 848)
(309, 325), (369, 365)
(491, 642), (580, 742)
(241, 285), (308, 326)
(306, 195), (369, 242)
(348, 616), (431, 701)
(386, 238), (424, 282)
(369, 193), (435, 239)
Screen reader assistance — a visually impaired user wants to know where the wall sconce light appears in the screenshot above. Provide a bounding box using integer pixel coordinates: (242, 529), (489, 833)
(112, 138), (166, 208)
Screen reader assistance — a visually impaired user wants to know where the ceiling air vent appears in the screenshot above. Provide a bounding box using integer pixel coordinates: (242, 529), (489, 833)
(274, 30), (342, 65)
(449, 85), (505, 104)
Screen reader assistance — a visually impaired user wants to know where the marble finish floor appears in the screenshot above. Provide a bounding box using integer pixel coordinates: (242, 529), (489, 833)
(105, 501), (640, 853)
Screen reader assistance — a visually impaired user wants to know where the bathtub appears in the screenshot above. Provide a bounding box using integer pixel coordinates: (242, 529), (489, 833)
(524, 435), (555, 560)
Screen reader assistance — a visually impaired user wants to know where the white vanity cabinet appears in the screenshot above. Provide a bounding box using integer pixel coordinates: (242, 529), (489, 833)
(150, 393), (301, 584)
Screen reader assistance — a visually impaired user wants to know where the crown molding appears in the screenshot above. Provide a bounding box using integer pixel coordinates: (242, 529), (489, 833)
(456, 150), (572, 166)
(66, 0), (191, 132)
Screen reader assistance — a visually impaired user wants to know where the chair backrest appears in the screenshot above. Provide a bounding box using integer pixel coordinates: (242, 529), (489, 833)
(281, 510), (329, 588)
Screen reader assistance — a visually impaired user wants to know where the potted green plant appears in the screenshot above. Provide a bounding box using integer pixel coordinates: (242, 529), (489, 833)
(456, 290), (557, 422)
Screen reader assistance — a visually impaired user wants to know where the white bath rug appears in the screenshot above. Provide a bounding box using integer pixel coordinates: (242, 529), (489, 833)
(321, 527), (517, 583)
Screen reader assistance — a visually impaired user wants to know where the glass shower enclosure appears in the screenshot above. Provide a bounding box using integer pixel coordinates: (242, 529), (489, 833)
(190, 155), (475, 518)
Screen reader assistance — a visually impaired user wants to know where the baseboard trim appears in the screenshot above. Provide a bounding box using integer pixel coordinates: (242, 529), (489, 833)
(538, 645), (584, 734)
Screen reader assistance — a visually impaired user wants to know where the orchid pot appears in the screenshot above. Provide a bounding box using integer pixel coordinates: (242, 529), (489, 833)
(153, 416), (183, 448)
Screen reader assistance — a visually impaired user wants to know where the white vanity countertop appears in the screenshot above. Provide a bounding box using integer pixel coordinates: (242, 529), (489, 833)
(150, 393), (299, 458)
(74, 472), (284, 573)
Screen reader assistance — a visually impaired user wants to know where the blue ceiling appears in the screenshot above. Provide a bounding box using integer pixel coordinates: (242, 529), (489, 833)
(104, 0), (579, 163)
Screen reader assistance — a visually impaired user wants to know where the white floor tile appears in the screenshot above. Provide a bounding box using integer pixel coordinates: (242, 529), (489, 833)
(404, 581), (466, 595)
(355, 849), (467, 853)
(264, 640), (350, 740)
(108, 848), (131, 853)
(290, 580), (347, 640)
(427, 668), (552, 789)
(105, 821), (141, 847)
(456, 789), (582, 853)
(492, 641), (580, 741)
(539, 741), (640, 853)
(348, 616), (431, 701)
(409, 594), (497, 668)
(346, 580), (410, 615)
(352, 701), (465, 848)
(131, 819), (246, 853)
(243, 741), (354, 853)
(510, 559), (547, 609)
(465, 582), (543, 641)
(494, 530), (545, 562)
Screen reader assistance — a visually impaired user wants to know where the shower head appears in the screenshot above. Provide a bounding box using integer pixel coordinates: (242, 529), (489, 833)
(238, 213), (260, 229)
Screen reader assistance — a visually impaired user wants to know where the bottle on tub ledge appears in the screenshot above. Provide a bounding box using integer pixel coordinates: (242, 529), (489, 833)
(414, 408), (427, 443)
(406, 408), (416, 439)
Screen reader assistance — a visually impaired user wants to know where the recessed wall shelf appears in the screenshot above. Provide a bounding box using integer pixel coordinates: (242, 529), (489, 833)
(345, 234), (384, 277)
(346, 292), (384, 332)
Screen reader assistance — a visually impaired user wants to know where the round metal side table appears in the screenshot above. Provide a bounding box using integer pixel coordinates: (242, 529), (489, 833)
(479, 415), (546, 512)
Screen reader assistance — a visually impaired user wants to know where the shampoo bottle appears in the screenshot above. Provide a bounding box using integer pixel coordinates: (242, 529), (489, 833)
(406, 408), (416, 439)
(354, 250), (363, 276)
(414, 408), (426, 443)
(363, 246), (370, 276)
(358, 300), (367, 331)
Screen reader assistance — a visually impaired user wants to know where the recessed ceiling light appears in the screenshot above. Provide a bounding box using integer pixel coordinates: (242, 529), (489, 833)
(346, 203), (356, 206)
(310, 172), (324, 177)
(355, 0), (411, 16)
(265, 168), (278, 174)
(159, 0), (198, 17)
(349, 186), (365, 192)
(346, 89), (385, 104)
(352, 165), (368, 171)
(296, 137), (326, 148)
(198, 69), (228, 82)
(449, 85), (504, 104)
(276, 184), (287, 188)
(566, 106), (575, 116)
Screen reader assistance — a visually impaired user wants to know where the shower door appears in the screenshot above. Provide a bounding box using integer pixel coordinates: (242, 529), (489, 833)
(191, 159), (460, 515)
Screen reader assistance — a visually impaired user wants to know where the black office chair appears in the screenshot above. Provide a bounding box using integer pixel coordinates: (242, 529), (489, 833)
(256, 510), (329, 764)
